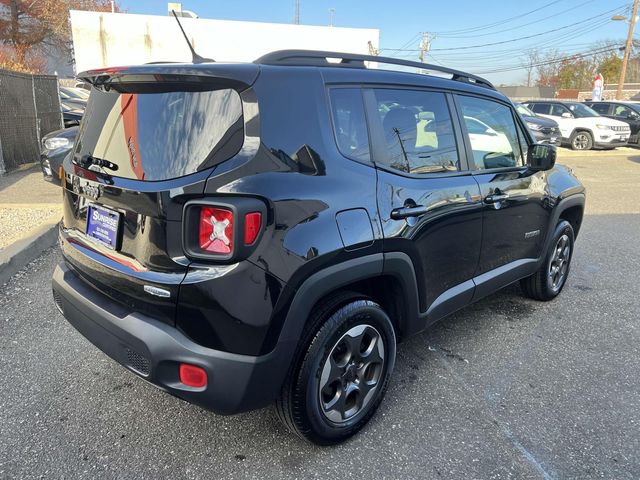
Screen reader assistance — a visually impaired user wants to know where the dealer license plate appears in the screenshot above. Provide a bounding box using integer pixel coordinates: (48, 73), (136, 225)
(86, 204), (121, 250)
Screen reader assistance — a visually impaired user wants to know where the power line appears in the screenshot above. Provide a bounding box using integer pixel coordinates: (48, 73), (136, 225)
(437, 0), (599, 39)
(475, 45), (622, 74)
(432, 0), (566, 36)
(379, 7), (623, 57)
(382, 32), (422, 54)
(430, 6), (627, 51)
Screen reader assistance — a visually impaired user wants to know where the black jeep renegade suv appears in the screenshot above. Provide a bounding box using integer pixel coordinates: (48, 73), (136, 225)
(51, 51), (585, 445)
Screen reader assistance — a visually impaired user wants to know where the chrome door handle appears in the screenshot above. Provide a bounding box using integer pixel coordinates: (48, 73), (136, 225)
(484, 193), (509, 204)
(390, 205), (429, 220)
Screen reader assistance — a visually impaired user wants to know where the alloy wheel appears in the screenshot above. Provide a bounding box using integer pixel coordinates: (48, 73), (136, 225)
(549, 234), (571, 292)
(318, 324), (385, 424)
(572, 134), (590, 150)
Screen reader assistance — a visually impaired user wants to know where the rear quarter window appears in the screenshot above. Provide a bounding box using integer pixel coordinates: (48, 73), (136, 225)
(74, 88), (243, 181)
(328, 88), (370, 162)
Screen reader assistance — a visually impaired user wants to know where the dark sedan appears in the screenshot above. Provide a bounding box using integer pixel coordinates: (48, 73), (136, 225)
(584, 101), (640, 145)
(516, 103), (560, 144)
(40, 126), (77, 185)
(61, 102), (83, 128)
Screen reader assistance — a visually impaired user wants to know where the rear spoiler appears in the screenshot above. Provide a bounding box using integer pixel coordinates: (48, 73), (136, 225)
(77, 64), (260, 92)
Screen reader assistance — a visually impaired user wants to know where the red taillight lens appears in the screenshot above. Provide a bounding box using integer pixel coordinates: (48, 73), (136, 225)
(244, 212), (262, 245)
(179, 363), (207, 388)
(199, 207), (233, 254)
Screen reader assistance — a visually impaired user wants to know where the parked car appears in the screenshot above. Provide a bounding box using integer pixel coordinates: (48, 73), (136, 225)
(583, 101), (640, 145)
(522, 100), (630, 150)
(74, 81), (91, 91)
(40, 126), (78, 185)
(59, 86), (88, 110)
(51, 51), (585, 445)
(61, 102), (83, 128)
(515, 103), (561, 144)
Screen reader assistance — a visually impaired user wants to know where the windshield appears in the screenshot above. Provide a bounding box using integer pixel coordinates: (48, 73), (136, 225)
(516, 104), (535, 117)
(72, 87), (244, 181)
(567, 103), (599, 118)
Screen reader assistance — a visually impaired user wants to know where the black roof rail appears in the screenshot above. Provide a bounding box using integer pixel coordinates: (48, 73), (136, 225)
(254, 49), (495, 90)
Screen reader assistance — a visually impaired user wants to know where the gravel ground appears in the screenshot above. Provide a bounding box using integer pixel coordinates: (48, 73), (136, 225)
(0, 207), (61, 250)
(0, 164), (61, 205)
(0, 164), (62, 251)
(0, 153), (638, 479)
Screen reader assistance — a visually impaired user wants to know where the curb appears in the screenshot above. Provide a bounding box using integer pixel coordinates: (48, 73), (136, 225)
(0, 219), (59, 286)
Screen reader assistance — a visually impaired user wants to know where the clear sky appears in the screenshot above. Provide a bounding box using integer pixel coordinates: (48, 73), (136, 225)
(117, 0), (634, 85)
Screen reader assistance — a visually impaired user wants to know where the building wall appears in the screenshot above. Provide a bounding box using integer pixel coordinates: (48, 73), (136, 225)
(70, 11), (379, 73)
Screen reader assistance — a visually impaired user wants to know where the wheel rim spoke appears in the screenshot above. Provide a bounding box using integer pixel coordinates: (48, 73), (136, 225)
(318, 324), (385, 424)
(548, 234), (571, 291)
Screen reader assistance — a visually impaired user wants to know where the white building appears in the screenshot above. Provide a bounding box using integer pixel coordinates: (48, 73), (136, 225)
(69, 10), (380, 73)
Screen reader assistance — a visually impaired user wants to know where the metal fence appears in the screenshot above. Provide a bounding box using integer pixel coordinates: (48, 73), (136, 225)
(0, 69), (62, 174)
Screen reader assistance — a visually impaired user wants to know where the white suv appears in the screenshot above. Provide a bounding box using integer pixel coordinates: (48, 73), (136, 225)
(523, 100), (630, 150)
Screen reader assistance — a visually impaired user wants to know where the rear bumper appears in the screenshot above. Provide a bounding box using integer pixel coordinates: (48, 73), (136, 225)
(52, 261), (292, 415)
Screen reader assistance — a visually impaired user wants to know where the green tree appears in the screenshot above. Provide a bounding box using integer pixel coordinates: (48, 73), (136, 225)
(556, 57), (594, 89)
(597, 55), (622, 84)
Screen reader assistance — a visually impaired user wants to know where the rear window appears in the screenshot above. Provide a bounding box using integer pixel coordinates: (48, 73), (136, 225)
(73, 88), (243, 181)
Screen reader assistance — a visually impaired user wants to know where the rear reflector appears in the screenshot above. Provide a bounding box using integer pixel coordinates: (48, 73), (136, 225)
(199, 207), (233, 254)
(179, 363), (207, 388)
(244, 212), (262, 245)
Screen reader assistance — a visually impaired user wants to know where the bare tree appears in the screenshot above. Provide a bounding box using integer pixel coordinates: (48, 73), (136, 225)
(521, 49), (539, 87)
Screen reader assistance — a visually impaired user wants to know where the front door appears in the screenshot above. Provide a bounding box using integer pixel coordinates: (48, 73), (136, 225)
(455, 94), (551, 297)
(365, 87), (483, 319)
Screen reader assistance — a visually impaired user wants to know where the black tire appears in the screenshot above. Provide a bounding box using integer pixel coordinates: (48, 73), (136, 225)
(275, 292), (396, 445)
(570, 130), (593, 150)
(520, 220), (574, 301)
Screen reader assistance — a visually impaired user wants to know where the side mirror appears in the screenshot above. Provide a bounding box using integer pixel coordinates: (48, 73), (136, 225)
(527, 143), (556, 171)
(561, 112), (573, 118)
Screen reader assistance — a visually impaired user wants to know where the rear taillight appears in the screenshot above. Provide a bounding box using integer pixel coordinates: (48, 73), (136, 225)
(199, 207), (234, 254)
(244, 212), (262, 245)
(184, 199), (267, 261)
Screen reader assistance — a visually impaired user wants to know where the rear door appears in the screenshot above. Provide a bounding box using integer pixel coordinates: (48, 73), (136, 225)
(609, 104), (640, 140)
(454, 94), (551, 298)
(588, 102), (613, 116)
(60, 74), (248, 325)
(365, 87), (483, 319)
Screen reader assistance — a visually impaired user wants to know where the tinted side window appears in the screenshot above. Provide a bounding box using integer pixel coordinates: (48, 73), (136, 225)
(458, 95), (524, 170)
(550, 104), (570, 117)
(614, 105), (633, 117)
(329, 88), (370, 162)
(372, 89), (459, 174)
(530, 103), (550, 114)
(590, 103), (611, 115)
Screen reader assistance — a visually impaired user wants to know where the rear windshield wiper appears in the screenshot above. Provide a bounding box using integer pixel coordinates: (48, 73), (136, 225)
(79, 154), (119, 171)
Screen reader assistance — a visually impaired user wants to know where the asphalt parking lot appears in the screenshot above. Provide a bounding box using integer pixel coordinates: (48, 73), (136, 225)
(1, 149), (639, 479)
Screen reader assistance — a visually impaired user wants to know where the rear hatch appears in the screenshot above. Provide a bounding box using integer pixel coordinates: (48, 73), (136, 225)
(59, 64), (258, 325)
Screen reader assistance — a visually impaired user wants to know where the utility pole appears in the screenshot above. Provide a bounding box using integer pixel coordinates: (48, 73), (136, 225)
(368, 41), (378, 56)
(329, 8), (335, 27)
(617, 0), (639, 99)
(419, 32), (433, 63)
(294, 0), (300, 25)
